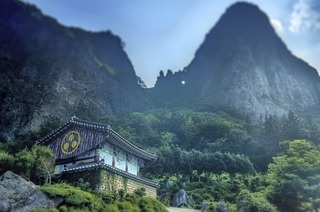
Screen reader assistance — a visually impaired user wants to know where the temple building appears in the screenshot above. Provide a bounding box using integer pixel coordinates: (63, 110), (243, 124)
(37, 116), (158, 197)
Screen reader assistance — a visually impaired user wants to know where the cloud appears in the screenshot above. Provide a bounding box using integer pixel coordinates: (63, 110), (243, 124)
(289, 0), (320, 32)
(270, 18), (284, 35)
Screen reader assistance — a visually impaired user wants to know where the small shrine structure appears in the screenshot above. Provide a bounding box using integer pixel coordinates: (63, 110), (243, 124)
(37, 116), (158, 197)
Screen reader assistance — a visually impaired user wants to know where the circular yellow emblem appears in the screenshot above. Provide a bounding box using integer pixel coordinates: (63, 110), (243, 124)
(61, 131), (81, 154)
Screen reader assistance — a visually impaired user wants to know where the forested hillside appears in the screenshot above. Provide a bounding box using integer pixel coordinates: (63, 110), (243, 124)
(151, 2), (320, 123)
(1, 108), (320, 210)
(1, 0), (320, 211)
(0, 0), (151, 140)
(93, 109), (320, 210)
(97, 109), (319, 171)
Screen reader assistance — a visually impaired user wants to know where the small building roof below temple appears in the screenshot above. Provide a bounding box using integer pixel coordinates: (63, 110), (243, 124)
(61, 161), (159, 188)
(37, 116), (157, 161)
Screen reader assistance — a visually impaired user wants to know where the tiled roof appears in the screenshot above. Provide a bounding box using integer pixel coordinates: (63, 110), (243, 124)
(36, 116), (157, 161)
(62, 161), (159, 188)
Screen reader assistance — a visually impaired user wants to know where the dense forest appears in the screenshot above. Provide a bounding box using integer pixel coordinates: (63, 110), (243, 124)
(1, 108), (320, 211)
(96, 109), (320, 211)
(1, 1), (320, 211)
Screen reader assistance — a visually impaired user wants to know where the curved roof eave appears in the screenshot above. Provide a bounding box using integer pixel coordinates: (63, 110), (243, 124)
(36, 116), (157, 161)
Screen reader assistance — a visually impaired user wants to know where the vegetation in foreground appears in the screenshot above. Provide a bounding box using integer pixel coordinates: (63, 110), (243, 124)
(33, 185), (166, 212)
(155, 139), (320, 211)
(1, 108), (320, 211)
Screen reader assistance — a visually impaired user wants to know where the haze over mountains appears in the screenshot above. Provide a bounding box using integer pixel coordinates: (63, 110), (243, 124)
(152, 2), (320, 121)
(1, 0), (319, 139)
(0, 0), (150, 139)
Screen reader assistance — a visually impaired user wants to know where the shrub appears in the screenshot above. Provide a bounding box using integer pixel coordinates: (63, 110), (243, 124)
(125, 193), (141, 205)
(134, 187), (146, 197)
(117, 200), (140, 212)
(140, 196), (167, 212)
(104, 204), (120, 212)
(0, 151), (14, 174)
(41, 183), (105, 211)
(41, 183), (167, 211)
(58, 205), (68, 212)
(96, 191), (116, 204)
(237, 189), (278, 212)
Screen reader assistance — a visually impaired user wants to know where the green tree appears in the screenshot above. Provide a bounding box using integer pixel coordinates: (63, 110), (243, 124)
(267, 140), (320, 211)
(305, 115), (320, 144)
(237, 189), (278, 211)
(281, 110), (304, 141)
(15, 148), (35, 181)
(264, 115), (280, 139)
(263, 115), (281, 150)
(32, 145), (55, 184)
(0, 151), (14, 174)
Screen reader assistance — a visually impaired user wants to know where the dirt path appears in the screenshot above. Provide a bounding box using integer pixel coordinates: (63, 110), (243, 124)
(167, 207), (201, 212)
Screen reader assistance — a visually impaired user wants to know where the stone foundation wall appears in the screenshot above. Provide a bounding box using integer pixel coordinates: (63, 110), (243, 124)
(99, 169), (157, 198)
(61, 168), (157, 198)
(61, 169), (101, 190)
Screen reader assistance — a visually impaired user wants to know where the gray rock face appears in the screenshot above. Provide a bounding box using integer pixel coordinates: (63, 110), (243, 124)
(172, 189), (191, 207)
(0, 171), (55, 212)
(152, 2), (320, 122)
(166, 180), (175, 189)
(201, 200), (210, 212)
(216, 202), (228, 212)
(0, 0), (151, 140)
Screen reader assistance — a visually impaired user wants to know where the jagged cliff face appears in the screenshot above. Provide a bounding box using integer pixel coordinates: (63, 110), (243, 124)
(153, 2), (320, 120)
(0, 0), (151, 139)
(2, 1), (320, 139)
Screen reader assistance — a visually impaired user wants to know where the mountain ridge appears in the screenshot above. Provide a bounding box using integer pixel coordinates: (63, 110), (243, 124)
(152, 2), (320, 122)
(1, 0), (320, 139)
(0, 0), (152, 139)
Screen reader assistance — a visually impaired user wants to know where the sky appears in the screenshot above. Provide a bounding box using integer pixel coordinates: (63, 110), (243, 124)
(24, 0), (320, 87)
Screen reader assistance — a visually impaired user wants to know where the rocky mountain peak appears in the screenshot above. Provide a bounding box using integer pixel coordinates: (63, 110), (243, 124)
(219, 2), (270, 28)
(194, 2), (288, 71)
(0, 0), (152, 139)
(210, 2), (273, 37)
(152, 2), (320, 121)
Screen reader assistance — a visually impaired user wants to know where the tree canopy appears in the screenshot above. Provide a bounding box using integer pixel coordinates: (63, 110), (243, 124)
(267, 140), (320, 211)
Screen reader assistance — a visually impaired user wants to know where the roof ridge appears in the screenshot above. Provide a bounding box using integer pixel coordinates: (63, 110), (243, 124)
(36, 116), (157, 160)
(36, 121), (71, 144)
(109, 129), (157, 158)
(71, 116), (111, 128)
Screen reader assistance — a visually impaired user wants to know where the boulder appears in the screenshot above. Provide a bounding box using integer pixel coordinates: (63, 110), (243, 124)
(0, 171), (55, 212)
(201, 200), (210, 212)
(216, 202), (229, 212)
(172, 189), (191, 207)
(166, 180), (175, 189)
